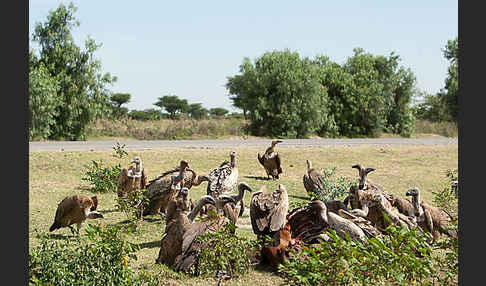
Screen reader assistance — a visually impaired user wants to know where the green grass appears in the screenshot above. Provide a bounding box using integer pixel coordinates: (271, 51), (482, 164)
(29, 144), (457, 285)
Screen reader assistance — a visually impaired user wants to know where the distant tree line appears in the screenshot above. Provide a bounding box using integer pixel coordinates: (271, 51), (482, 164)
(108, 93), (237, 121)
(226, 40), (458, 138)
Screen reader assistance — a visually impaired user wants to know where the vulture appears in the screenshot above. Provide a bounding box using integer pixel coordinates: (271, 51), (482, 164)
(250, 184), (289, 242)
(302, 160), (326, 196)
(288, 200), (367, 243)
(369, 193), (418, 230)
(406, 187), (457, 243)
(156, 188), (216, 267)
(173, 188), (247, 275)
(206, 151), (239, 198)
(258, 140), (283, 180)
(143, 160), (208, 217)
(351, 164), (390, 198)
(49, 195), (103, 235)
(206, 182), (253, 224)
(117, 156), (147, 198)
(389, 194), (416, 217)
(347, 186), (395, 231)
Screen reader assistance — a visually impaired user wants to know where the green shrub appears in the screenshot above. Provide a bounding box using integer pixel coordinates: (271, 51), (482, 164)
(81, 159), (121, 193)
(308, 167), (355, 201)
(192, 222), (259, 278)
(29, 224), (139, 286)
(115, 189), (150, 231)
(279, 225), (435, 286)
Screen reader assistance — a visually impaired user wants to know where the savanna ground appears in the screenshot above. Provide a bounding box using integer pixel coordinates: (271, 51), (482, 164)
(29, 144), (458, 285)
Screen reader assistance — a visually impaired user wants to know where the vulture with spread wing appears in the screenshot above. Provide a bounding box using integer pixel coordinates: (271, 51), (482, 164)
(258, 140), (283, 180)
(250, 184), (289, 242)
(117, 156), (147, 198)
(143, 160), (208, 217)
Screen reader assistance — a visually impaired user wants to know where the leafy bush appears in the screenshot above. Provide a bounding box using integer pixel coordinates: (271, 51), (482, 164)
(308, 167), (355, 202)
(430, 170), (458, 285)
(29, 224), (139, 286)
(192, 222), (259, 278)
(279, 225), (434, 286)
(115, 189), (150, 230)
(81, 159), (121, 193)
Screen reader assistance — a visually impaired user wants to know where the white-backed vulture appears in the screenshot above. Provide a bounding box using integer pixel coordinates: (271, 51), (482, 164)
(206, 151), (239, 198)
(117, 156), (147, 198)
(258, 140), (283, 180)
(209, 182), (253, 224)
(369, 193), (418, 230)
(302, 160), (326, 196)
(389, 194), (416, 217)
(351, 164), (391, 200)
(286, 200), (378, 245)
(406, 187), (457, 243)
(143, 160), (208, 217)
(155, 188), (216, 267)
(173, 190), (245, 274)
(306, 200), (367, 243)
(49, 195), (103, 235)
(250, 184), (289, 241)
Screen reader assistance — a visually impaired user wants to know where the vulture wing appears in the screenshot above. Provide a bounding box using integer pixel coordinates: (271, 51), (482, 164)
(275, 153), (282, 174)
(117, 168), (129, 190)
(257, 153), (265, 167)
(141, 168), (147, 189)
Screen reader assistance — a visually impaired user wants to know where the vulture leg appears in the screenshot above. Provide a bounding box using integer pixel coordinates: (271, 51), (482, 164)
(68, 225), (76, 236)
(76, 222), (82, 235)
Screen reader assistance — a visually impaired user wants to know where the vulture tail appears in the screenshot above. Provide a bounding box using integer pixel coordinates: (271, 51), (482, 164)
(49, 221), (59, 232)
(257, 153), (265, 166)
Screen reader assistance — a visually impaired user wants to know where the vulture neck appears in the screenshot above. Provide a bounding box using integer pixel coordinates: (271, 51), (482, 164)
(411, 192), (423, 216)
(317, 207), (329, 225)
(230, 156), (236, 168)
(306, 160), (312, 171)
(187, 198), (208, 222)
(134, 162), (142, 174)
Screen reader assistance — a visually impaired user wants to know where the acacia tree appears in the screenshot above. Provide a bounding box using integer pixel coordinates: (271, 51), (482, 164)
(154, 95), (189, 119)
(110, 93), (131, 119)
(226, 50), (330, 138)
(30, 2), (117, 140)
(188, 103), (209, 120)
(209, 107), (229, 118)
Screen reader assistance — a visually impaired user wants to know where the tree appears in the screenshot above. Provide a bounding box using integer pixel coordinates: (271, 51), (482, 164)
(226, 50), (330, 138)
(209, 107), (229, 118)
(30, 2), (117, 140)
(442, 37), (458, 122)
(154, 95), (189, 120)
(188, 103), (209, 120)
(109, 93), (131, 119)
(29, 52), (60, 140)
(110, 93), (131, 108)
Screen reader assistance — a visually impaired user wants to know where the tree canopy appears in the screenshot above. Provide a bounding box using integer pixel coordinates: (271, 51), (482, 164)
(154, 95), (189, 119)
(29, 2), (116, 140)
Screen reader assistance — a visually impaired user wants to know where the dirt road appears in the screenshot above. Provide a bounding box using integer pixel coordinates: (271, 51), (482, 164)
(29, 138), (458, 152)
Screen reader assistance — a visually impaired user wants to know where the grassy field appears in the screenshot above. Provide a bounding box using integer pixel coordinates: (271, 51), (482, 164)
(29, 144), (457, 285)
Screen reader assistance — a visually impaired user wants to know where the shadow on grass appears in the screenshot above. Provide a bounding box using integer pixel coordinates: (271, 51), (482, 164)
(288, 194), (311, 201)
(137, 240), (161, 250)
(99, 209), (119, 214)
(243, 175), (270, 181)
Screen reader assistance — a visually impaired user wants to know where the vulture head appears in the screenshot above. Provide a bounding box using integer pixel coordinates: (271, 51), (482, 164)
(352, 164), (375, 190)
(405, 187), (420, 198)
(271, 140), (283, 147)
(176, 187), (192, 212)
(131, 156), (143, 174)
(229, 151), (237, 167)
(179, 160), (190, 170)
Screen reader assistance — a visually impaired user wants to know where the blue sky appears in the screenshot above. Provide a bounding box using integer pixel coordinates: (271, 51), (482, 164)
(29, 1), (458, 112)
